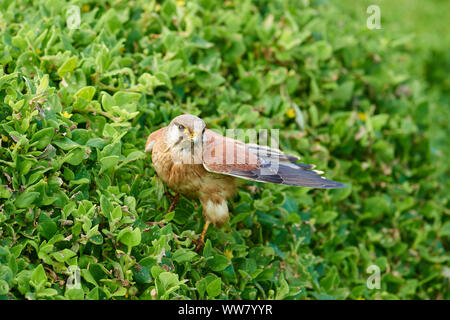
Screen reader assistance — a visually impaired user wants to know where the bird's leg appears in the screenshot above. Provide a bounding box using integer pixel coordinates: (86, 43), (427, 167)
(195, 221), (211, 252)
(200, 220), (211, 246)
(168, 193), (179, 213)
(165, 189), (179, 213)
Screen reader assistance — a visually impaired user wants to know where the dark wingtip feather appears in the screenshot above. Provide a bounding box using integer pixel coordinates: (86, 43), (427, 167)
(229, 163), (346, 189)
(312, 179), (347, 189)
(292, 162), (315, 169)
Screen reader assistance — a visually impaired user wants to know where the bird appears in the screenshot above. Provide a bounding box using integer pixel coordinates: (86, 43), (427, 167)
(145, 114), (345, 250)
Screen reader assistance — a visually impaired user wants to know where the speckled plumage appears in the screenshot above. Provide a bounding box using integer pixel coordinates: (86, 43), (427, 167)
(145, 114), (345, 234)
(146, 126), (236, 226)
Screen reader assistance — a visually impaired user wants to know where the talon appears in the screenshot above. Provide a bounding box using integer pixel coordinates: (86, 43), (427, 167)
(194, 240), (204, 253)
(191, 237), (203, 253)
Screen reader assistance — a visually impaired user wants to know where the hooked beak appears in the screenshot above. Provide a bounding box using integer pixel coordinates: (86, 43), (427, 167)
(190, 132), (199, 144)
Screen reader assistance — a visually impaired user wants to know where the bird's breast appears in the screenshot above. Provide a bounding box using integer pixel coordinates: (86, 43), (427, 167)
(152, 140), (237, 204)
(152, 142), (205, 198)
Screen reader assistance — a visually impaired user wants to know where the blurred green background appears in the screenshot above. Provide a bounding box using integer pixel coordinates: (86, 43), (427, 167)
(337, 0), (450, 163)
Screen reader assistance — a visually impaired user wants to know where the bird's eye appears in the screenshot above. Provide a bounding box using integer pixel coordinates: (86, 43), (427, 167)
(178, 124), (185, 131)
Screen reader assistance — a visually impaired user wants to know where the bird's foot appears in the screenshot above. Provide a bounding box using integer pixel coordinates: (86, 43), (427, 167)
(193, 239), (204, 253)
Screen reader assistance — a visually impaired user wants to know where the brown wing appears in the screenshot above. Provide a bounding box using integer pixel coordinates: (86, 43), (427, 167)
(202, 129), (345, 189)
(145, 127), (166, 153)
(202, 129), (259, 172)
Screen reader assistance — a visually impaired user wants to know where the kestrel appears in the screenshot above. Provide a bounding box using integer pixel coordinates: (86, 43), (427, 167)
(145, 114), (345, 249)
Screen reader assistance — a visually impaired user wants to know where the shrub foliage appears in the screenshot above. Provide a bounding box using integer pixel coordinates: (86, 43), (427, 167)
(0, 0), (448, 299)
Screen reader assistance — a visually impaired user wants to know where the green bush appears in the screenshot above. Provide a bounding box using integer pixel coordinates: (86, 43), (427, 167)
(0, 0), (448, 300)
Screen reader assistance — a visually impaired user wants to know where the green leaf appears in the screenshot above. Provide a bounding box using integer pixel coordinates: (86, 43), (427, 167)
(117, 227), (141, 249)
(65, 148), (85, 165)
(159, 272), (179, 289)
(30, 128), (54, 149)
(75, 86), (96, 102)
(332, 81), (354, 105)
(275, 276), (289, 299)
(57, 56), (78, 78)
(208, 254), (230, 272)
(195, 71), (225, 89)
(123, 151), (146, 164)
(113, 91), (141, 106)
(172, 249), (197, 264)
(316, 210), (338, 225)
(37, 214), (57, 240)
(0, 187), (12, 199)
(37, 288), (58, 297)
(100, 195), (113, 219)
(206, 278), (221, 298)
(66, 288), (84, 300)
(53, 138), (79, 150)
(0, 279), (9, 295)
(363, 196), (389, 220)
(111, 206), (122, 221)
(15, 191), (40, 208)
(100, 155), (119, 173)
(51, 249), (76, 263)
(87, 225), (103, 245)
(439, 221), (450, 237)
(30, 264), (47, 289)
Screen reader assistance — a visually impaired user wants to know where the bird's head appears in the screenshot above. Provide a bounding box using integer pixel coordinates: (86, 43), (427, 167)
(165, 114), (206, 163)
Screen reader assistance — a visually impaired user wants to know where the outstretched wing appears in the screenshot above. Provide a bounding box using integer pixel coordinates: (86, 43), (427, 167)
(202, 129), (345, 189)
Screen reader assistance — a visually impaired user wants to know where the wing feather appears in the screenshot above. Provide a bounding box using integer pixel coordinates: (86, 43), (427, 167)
(145, 127), (166, 153)
(202, 129), (345, 189)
